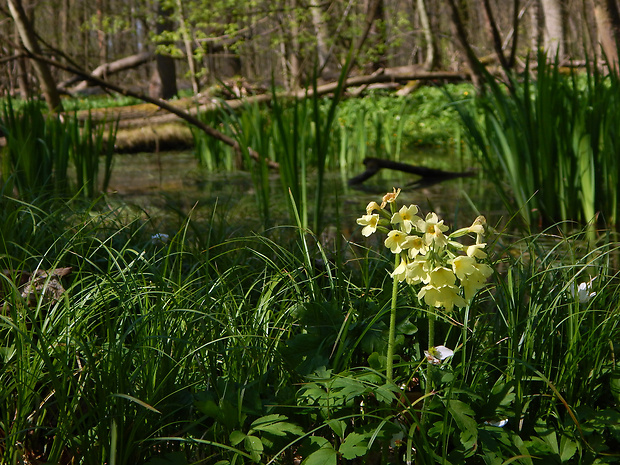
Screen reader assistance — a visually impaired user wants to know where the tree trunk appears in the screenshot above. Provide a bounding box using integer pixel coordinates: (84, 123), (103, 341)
(14, 22), (30, 99)
(416, 0), (435, 70)
(508, 0), (520, 67)
(151, 1), (178, 100)
(541, 0), (565, 58)
(367, 0), (387, 71)
(8, 0), (63, 111)
(60, 51), (153, 91)
(309, 0), (335, 78)
(444, 0), (485, 88)
(480, 0), (510, 76)
(175, 0), (199, 93)
(530, 0), (543, 52)
(592, 0), (620, 71)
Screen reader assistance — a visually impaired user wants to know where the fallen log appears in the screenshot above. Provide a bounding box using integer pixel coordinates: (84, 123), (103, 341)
(58, 51), (153, 91)
(19, 51), (280, 169)
(349, 157), (475, 188)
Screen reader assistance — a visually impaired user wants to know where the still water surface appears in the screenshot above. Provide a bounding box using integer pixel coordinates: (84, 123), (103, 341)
(105, 151), (506, 236)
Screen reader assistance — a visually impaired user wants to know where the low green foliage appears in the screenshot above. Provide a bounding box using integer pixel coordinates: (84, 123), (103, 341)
(1, 186), (618, 464)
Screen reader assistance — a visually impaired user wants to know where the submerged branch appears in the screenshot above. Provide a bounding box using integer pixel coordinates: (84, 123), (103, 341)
(349, 157), (475, 188)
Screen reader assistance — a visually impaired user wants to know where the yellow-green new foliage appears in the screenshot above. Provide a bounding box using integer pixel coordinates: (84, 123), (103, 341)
(357, 188), (492, 311)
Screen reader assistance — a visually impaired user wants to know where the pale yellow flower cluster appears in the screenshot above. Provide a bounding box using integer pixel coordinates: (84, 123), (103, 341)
(356, 188), (492, 311)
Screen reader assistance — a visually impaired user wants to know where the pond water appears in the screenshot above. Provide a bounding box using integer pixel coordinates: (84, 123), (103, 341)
(105, 150), (507, 239)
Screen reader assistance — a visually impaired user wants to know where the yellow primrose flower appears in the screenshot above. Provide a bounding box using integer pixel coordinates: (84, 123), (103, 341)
(466, 243), (487, 259)
(417, 212), (448, 234)
(418, 284), (468, 311)
(450, 216), (487, 241)
(460, 263), (493, 300)
(469, 216), (486, 235)
(451, 255), (477, 280)
(391, 260), (408, 282)
(417, 212), (449, 246)
(402, 235), (427, 258)
(428, 224), (449, 248)
(427, 266), (457, 287)
(381, 187), (401, 207)
(366, 201), (382, 215)
(357, 214), (380, 237)
(385, 230), (409, 253)
(391, 204), (421, 233)
(406, 257), (429, 284)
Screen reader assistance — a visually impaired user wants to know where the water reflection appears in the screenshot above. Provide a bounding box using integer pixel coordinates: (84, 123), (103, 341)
(106, 151), (506, 234)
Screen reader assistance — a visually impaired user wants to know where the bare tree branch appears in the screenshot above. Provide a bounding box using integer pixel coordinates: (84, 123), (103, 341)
(18, 51), (280, 169)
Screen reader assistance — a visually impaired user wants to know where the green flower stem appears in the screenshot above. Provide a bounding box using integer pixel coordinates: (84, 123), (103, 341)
(386, 253), (400, 383)
(428, 312), (435, 348)
(422, 311), (436, 425)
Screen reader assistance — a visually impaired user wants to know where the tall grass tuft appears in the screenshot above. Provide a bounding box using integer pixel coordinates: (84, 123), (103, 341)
(0, 99), (117, 200)
(456, 51), (620, 235)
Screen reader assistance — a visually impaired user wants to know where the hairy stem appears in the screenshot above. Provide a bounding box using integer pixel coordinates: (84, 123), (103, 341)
(386, 253), (400, 382)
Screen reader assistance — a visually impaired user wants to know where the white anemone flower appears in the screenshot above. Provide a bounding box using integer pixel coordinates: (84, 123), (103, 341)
(424, 345), (454, 365)
(151, 233), (170, 244)
(485, 418), (509, 428)
(571, 277), (597, 303)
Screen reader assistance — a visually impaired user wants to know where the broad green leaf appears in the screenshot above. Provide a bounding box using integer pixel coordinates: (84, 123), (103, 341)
(250, 414), (303, 437)
(447, 399), (478, 449)
(301, 446), (338, 465)
(368, 352), (386, 371)
(559, 434), (577, 463)
(229, 430), (246, 447)
(374, 383), (398, 404)
(326, 419), (347, 438)
(244, 435), (263, 462)
(339, 432), (369, 460)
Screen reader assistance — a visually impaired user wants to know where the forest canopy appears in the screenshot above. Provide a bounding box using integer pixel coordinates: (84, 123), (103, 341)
(2, 0), (619, 106)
